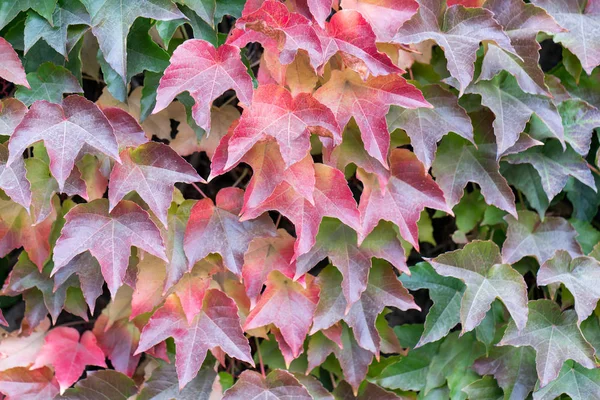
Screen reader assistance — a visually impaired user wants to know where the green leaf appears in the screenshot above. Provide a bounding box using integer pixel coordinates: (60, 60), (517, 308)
(376, 340), (440, 391)
(462, 376), (503, 400)
(58, 370), (137, 399)
(533, 361), (600, 400)
(0, 0), (57, 30)
(15, 62), (82, 106)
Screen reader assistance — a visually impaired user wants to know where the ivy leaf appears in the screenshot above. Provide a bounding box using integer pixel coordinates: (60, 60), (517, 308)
(184, 187), (276, 276)
(80, 0), (184, 82)
(314, 68), (430, 168)
(108, 142), (201, 228)
(52, 199), (167, 297)
(0, 367), (59, 400)
(136, 290), (253, 389)
(311, 262), (418, 356)
(223, 369), (312, 400)
(58, 370), (137, 400)
(400, 263), (465, 347)
(429, 240), (529, 333)
(387, 84), (473, 170)
(357, 148), (450, 249)
(333, 380), (406, 400)
(531, 0), (600, 75)
(242, 164), (360, 260)
(137, 362), (217, 400)
(8, 95), (119, 191)
(500, 300), (597, 387)
(502, 210), (583, 265)
(0, 0), (56, 30)
(0, 98), (27, 136)
(102, 107), (148, 151)
(538, 251), (600, 324)
(0, 37), (29, 88)
(31, 327), (106, 394)
(0, 318), (49, 371)
(544, 99), (600, 157)
(52, 252), (103, 314)
(153, 39), (253, 132)
(532, 361), (600, 400)
(92, 314), (140, 377)
(393, 0), (516, 95)
(225, 84), (340, 170)
(0, 143), (31, 210)
(15, 62), (83, 106)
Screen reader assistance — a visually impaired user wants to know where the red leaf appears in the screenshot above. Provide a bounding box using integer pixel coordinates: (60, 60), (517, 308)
(136, 289), (253, 389)
(0, 143), (31, 210)
(92, 314), (141, 377)
(0, 38), (29, 88)
(0, 98), (27, 136)
(8, 95), (120, 191)
(102, 107), (148, 150)
(153, 40), (253, 132)
(223, 369), (312, 400)
(31, 327), (106, 394)
(0, 367), (58, 400)
(52, 199), (167, 297)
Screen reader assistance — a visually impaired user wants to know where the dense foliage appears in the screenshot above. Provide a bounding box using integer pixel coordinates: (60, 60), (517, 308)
(1, 0), (600, 398)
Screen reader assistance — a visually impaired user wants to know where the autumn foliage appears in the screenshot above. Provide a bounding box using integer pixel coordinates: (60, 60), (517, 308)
(1, 0), (600, 398)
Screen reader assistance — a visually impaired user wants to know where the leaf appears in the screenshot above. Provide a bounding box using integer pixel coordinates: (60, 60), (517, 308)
(531, 0), (600, 75)
(136, 289), (253, 389)
(400, 262), (465, 347)
(292, 373), (333, 400)
(58, 370), (137, 400)
(0, 98), (27, 136)
(52, 252), (103, 314)
(532, 361), (600, 400)
(547, 99), (600, 157)
(52, 199), (167, 297)
(502, 210), (583, 265)
(313, 68), (430, 167)
(333, 380), (406, 399)
(184, 187), (276, 276)
(473, 346), (537, 400)
(0, 318), (49, 371)
(357, 148), (450, 248)
(138, 362), (217, 400)
(0, 0), (56, 30)
(538, 251), (600, 324)
(223, 369), (312, 400)
(393, 0), (516, 95)
(0, 37), (29, 88)
(499, 299), (597, 387)
(153, 39), (253, 132)
(8, 95), (119, 191)
(466, 73), (564, 157)
(108, 142), (201, 227)
(0, 143), (31, 210)
(81, 0), (184, 82)
(311, 262), (418, 356)
(479, 0), (563, 96)
(245, 271), (319, 359)
(225, 84), (340, 169)
(461, 376), (503, 400)
(102, 107), (148, 150)
(0, 367), (59, 400)
(92, 314), (140, 377)
(387, 84), (473, 170)
(23, 0), (90, 57)
(429, 240), (529, 333)
(30, 327), (106, 393)
(339, 0), (419, 42)
(15, 62), (83, 107)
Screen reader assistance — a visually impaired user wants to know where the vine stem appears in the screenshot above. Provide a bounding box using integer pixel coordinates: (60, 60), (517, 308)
(232, 168), (249, 188)
(255, 337), (266, 378)
(191, 182), (208, 198)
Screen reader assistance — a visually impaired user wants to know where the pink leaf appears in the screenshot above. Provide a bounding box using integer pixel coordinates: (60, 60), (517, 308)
(0, 38), (29, 88)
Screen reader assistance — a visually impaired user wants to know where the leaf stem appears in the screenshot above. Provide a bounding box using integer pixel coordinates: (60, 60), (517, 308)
(191, 182), (208, 198)
(255, 336), (266, 378)
(232, 168), (249, 188)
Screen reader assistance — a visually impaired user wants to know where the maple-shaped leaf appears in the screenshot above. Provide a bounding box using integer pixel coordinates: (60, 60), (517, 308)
(387, 84), (473, 170)
(81, 0), (183, 82)
(92, 313), (141, 377)
(0, 37), (29, 88)
(473, 346), (537, 400)
(333, 380), (406, 400)
(340, 0), (419, 42)
(8, 95), (119, 191)
(297, 219), (408, 307)
(533, 361), (600, 400)
(245, 271), (319, 359)
(505, 140), (596, 201)
(479, 0), (563, 96)
(225, 84), (340, 169)
(228, 0), (323, 70)
(431, 111), (518, 216)
(0, 1), (56, 31)
(31, 327), (106, 394)
(357, 149), (450, 248)
(538, 251), (600, 324)
(400, 262), (465, 347)
(0, 98), (27, 136)
(153, 40), (253, 132)
(466, 73), (564, 156)
(53, 199), (167, 297)
(429, 240), (528, 333)
(0, 318), (49, 372)
(138, 362), (217, 400)
(242, 229), (297, 308)
(0, 143), (31, 210)
(500, 300), (597, 387)
(502, 210), (583, 265)
(223, 369), (312, 400)
(102, 107), (148, 150)
(312, 262), (418, 356)
(0, 367), (59, 400)
(393, 0), (516, 95)
(184, 187), (276, 276)
(314, 68), (430, 167)
(109, 142), (201, 227)
(130, 254), (168, 320)
(136, 289), (253, 389)
(242, 163), (360, 259)
(14, 63), (83, 107)
(531, 0), (600, 74)
(58, 370), (138, 400)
